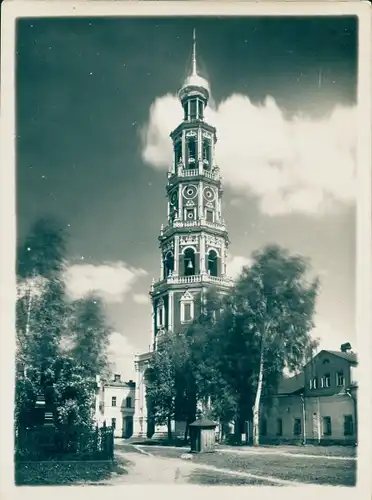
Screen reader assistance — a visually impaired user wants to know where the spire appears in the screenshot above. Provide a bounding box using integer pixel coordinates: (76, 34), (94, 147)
(178, 28), (210, 103)
(192, 28), (197, 76)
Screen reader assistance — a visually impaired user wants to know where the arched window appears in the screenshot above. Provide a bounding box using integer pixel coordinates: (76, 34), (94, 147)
(184, 248), (195, 276)
(174, 142), (182, 167)
(207, 250), (218, 277)
(164, 251), (174, 278)
(202, 139), (211, 167)
(187, 137), (196, 167)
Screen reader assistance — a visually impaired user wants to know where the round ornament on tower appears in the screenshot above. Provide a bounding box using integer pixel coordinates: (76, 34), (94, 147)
(203, 186), (215, 202)
(183, 184), (198, 200)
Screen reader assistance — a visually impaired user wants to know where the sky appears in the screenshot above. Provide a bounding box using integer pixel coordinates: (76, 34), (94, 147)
(16, 16), (358, 381)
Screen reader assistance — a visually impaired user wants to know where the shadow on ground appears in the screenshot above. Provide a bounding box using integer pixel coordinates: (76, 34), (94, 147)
(15, 456), (132, 486)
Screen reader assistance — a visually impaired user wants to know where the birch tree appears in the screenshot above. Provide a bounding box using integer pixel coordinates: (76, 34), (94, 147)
(233, 245), (319, 446)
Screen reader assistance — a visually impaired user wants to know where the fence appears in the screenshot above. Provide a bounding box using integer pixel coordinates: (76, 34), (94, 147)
(15, 424), (114, 461)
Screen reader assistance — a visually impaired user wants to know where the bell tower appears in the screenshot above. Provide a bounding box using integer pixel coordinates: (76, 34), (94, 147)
(150, 30), (233, 347)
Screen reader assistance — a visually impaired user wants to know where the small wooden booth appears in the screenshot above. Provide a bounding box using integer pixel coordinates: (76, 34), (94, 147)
(189, 418), (217, 453)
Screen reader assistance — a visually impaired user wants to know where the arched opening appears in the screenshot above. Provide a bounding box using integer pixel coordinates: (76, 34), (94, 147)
(187, 137), (196, 167)
(202, 139), (211, 168)
(207, 250), (218, 277)
(184, 248), (195, 276)
(164, 251), (174, 278)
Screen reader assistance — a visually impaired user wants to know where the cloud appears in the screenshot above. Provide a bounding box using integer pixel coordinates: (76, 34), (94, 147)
(132, 293), (150, 305)
(64, 261), (147, 303)
(107, 332), (136, 382)
(226, 255), (252, 280)
(311, 317), (355, 352)
(141, 88), (356, 216)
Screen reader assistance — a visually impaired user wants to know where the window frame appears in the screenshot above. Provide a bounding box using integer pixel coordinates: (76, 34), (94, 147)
(336, 371), (344, 386)
(323, 416), (332, 436)
(293, 418), (302, 436)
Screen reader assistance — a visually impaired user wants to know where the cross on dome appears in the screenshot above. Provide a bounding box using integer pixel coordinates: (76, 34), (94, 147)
(179, 29), (210, 102)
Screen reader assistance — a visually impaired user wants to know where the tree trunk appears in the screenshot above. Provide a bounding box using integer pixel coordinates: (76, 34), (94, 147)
(183, 421), (189, 443)
(167, 414), (172, 441)
(253, 342), (265, 447)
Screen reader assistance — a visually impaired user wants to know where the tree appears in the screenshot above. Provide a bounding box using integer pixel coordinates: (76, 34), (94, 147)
(232, 244), (319, 446)
(16, 219), (69, 430)
(67, 294), (112, 378)
(146, 331), (179, 440)
(15, 217), (112, 434)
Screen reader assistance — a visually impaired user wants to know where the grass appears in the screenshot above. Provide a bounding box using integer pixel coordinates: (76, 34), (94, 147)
(15, 456), (131, 486)
(187, 468), (284, 486)
(138, 446), (356, 486)
(220, 443), (357, 458)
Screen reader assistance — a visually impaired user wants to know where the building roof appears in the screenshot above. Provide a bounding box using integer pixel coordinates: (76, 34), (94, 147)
(277, 372), (305, 394)
(321, 350), (358, 364)
(189, 418), (217, 427)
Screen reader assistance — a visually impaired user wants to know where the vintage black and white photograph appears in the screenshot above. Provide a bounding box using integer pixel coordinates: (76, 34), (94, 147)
(1, 0), (371, 493)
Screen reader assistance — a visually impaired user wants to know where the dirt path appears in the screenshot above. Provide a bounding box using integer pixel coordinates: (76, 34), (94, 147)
(108, 449), (197, 484)
(107, 446), (304, 486)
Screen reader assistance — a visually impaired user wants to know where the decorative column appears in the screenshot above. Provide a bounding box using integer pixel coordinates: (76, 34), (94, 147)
(174, 235), (180, 275)
(132, 357), (145, 437)
(178, 183), (183, 220)
(168, 291), (174, 332)
(200, 233), (206, 274)
(221, 239), (226, 275)
(198, 181), (203, 220)
(150, 309), (155, 350)
(198, 127), (203, 174)
(160, 253), (164, 279)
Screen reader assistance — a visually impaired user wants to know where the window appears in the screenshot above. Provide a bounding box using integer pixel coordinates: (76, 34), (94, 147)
(189, 100), (197, 120)
(111, 396), (117, 407)
(260, 418), (267, 436)
(207, 250), (218, 277)
(206, 209), (214, 222)
(202, 139), (211, 165)
(344, 415), (354, 436)
(322, 359), (330, 365)
(180, 291), (194, 324)
(336, 372), (344, 386)
(184, 248), (195, 276)
(126, 396), (132, 408)
(164, 252), (174, 278)
(114, 374), (121, 382)
(158, 307), (163, 327)
(187, 137), (196, 165)
(174, 141), (182, 166)
(276, 418), (283, 436)
(111, 418), (116, 429)
(184, 303), (192, 322)
(310, 377), (317, 389)
(322, 373), (331, 388)
(293, 418), (302, 436)
(197, 99), (204, 120)
(323, 416), (332, 436)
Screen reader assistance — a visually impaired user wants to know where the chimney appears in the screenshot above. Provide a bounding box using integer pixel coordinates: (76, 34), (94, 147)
(340, 342), (352, 353)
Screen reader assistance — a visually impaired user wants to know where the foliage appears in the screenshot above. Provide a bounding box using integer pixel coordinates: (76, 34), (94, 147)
(67, 294), (112, 378)
(15, 217), (113, 440)
(146, 331), (179, 439)
(231, 244), (319, 444)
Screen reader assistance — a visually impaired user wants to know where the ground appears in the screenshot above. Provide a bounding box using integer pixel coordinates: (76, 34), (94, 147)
(15, 441), (357, 486)
(112, 441), (356, 486)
